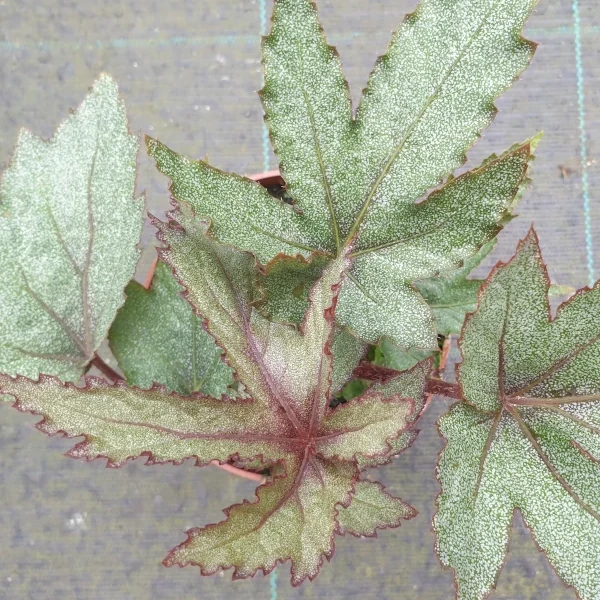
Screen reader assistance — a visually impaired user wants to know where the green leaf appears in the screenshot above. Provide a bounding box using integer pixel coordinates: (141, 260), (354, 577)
(261, 0), (353, 254)
(374, 336), (437, 373)
(164, 456), (357, 586)
(336, 481), (417, 537)
(336, 378), (370, 404)
(109, 261), (234, 397)
(434, 230), (600, 600)
(0, 374), (284, 467)
(146, 138), (319, 263)
(0, 74), (144, 381)
(415, 240), (496, 336)
(330, 327), (367, 396)
(149, 0), (537, 348)
(348, 0), (537, 250)
(415, 236), (571, 337)
(258, 254), (328, 324)
(338, 141), (534, 347)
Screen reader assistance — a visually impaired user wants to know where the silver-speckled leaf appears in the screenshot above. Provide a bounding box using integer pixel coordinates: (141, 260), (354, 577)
(354, 359), (431, 470)
(336, 480), (417, 537)
(0, 374), (284, 467)
(109, 261), (234, 397)
(145, 137), (316, 263)
(149, 0), (538, 348)
(345, 0), (537, 250)
(165, 455), (357, 586)
(415, 240), (496, 336)
(330, 326), (367, 396)
(336, 142), (534, 346)
(0, 74), (144, 381)
(261, 0), (352, 254)
(435, 230), (600, 600)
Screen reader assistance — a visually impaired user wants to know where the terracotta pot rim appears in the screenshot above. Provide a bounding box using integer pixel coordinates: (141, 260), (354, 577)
(248, 169), (281, 181)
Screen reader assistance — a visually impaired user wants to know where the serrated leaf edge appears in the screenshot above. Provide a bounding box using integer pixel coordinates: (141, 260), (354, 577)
(163, 460), (360, 586)
(335, 480), (418, 538)
(439, 226), (600, 600)
(1, 373), (272, 470)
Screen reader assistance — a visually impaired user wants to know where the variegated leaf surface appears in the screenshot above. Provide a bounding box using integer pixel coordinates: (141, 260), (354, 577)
(0, 74), (144, 381)
(2, 204), (427, 585)
(336, 481), (417, 537)
(434, 230), (600, 600)
(148, 0), (538, 348)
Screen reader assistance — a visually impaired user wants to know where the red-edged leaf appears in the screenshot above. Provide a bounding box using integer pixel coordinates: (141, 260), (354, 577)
(165, 456), (357, 586)
(0, 374), (291, 468)
(154, 202), (344, 433)
(2, 199), (428, 586)
(317, 391), (414, 461)
(336, 480), (417, 537)
(153, 202), (429, 583)
(435, 229), (600, 600)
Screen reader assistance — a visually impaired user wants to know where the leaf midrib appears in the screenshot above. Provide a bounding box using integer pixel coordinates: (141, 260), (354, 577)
(343, 2), (497, 247)
(300, 87), (341, 255)
(509, 405), (600, 523)
(205, 241), (306, 434)
(46, 399), (296, 445)
(18, 124), (101, 365)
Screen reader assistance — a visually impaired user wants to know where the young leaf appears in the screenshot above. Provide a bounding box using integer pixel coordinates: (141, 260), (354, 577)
(415, 240), (496, 336)
(330, 327), (367, 396)
(373, 336), (438, 373)
(434, 230), (600, 600)
(1, 206), (428, 585)
(109, 261), (235, 397)
(148, 0), (538, 348)
(336, 481), (417, 537)
(354, 359), (431, 470)
(0, 74), (144, 381)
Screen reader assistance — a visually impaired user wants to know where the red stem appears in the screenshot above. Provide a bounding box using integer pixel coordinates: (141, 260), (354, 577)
(210, 461), (265, 483)
(425, 378), (463, 400)
(91, 354), (124, 382)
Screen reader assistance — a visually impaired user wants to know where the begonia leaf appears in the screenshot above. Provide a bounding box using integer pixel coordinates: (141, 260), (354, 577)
(0, 74), (143, 381)
(148, 0), (537, 348)
(109, 261), (234, 397)
(434, 230), (600, 600)
(336, 480), (417, 537)
(415, 240), (496, 337)
(1, 203), (427, 585)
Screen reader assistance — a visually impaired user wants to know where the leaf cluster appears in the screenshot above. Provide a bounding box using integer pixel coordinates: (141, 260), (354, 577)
(2, 0), (599, 598)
